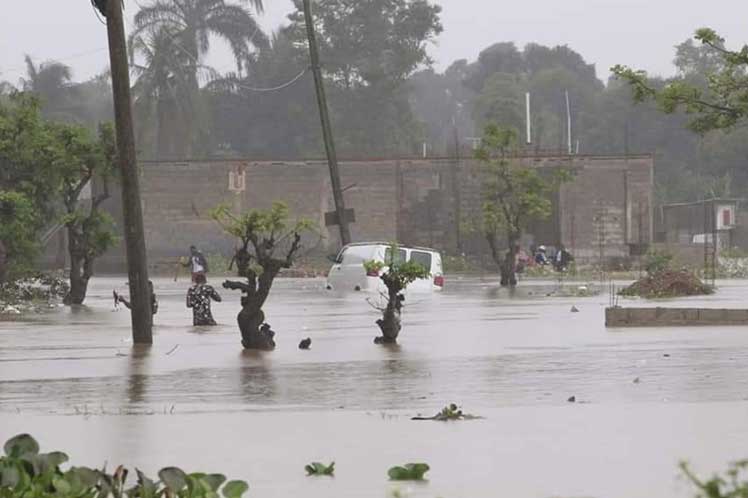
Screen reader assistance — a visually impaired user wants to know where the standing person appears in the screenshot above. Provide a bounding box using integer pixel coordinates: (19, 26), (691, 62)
(186, 273), (222, 326)
(182, 245), (209, 282)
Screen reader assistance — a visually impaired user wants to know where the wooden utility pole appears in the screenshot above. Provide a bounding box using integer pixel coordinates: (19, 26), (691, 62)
(103, 0), (153, 343)
(302, 0), (351, 246)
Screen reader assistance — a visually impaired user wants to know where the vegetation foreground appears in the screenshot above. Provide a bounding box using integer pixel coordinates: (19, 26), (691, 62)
(0, 433), (744, 497)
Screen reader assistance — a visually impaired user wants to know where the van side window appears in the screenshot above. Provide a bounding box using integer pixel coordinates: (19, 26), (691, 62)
(384, 248), (407, 264)
(410, 251), (432, 271)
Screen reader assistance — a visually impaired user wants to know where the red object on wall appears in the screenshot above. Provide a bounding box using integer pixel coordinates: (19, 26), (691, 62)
(723, 209), (732, 227)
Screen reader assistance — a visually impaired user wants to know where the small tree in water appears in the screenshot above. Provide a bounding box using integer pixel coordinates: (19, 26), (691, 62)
(364, 245), (430, 344)
(476, 124), (566, 287)
(211, 202), (313, 350)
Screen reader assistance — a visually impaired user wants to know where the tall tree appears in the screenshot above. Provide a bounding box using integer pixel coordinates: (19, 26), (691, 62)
(476, 125), (564, 286)
(0, 94), (59, 227)
(286, 0), (442, 156)
(130, 27), (198, 158)
(52, 123), (118, 305)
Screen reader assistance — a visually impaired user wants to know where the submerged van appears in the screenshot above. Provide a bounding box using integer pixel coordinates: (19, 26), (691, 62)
(326, 242), (444, 292)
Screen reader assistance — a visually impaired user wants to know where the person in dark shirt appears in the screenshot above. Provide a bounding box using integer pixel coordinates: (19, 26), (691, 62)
(186, 273), (222, 325)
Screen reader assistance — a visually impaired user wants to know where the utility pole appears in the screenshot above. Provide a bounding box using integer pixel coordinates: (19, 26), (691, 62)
(302, 0), (351, 246)
(101, 0), (153, 343)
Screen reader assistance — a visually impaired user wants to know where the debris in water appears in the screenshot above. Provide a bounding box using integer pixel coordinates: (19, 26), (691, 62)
(663, 354), (671, 358)
(570, 305), (579, 312)
(299, 338), (312, 350)
(411, 403), (481, 421)
(567, 396), (576, 403)
(633, 377), (640, 384)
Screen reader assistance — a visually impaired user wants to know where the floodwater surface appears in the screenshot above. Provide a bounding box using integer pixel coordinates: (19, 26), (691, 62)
(2, 276), (748, 498)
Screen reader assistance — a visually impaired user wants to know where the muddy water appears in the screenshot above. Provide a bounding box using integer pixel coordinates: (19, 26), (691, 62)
(2, 276), (748, 497)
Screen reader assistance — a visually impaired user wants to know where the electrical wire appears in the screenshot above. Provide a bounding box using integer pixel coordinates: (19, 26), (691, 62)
(228, 67), (308, 92)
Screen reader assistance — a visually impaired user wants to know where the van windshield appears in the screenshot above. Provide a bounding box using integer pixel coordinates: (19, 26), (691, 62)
(410, 251), (432, 271)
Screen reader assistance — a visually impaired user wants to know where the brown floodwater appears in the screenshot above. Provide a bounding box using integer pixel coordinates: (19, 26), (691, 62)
(2, 275), (748, 497)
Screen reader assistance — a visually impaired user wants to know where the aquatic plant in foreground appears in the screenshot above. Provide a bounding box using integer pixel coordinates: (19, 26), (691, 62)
(387, 463), (430, 481)
(0, 434), (249, 498)
(305, 462), (335, 476)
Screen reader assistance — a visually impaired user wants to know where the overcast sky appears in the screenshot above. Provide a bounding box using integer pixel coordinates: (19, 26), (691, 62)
(1, 0), (746, 85)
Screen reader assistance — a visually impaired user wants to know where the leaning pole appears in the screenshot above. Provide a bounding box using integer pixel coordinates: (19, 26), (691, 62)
(302, 0), (351, 246)
(101, 0), (153, 343)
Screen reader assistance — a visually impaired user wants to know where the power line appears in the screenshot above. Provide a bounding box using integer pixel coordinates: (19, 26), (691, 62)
(229, 68), (308, 93)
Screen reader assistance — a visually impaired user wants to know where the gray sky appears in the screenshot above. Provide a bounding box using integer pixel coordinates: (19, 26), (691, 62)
(1, 0), (746, 85)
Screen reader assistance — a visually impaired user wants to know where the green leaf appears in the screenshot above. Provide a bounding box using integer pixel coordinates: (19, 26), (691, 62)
(68, 467), (100, 489)
(221, 480), (249, 498)
(304, 462), (335, 476)
(0, 465), (21, 487)
(202, 474), (226, 491)
(158, 467), (187, 492)
(132, 469), (156, 498)
(4, 434), (40, 457)
(53, 475), (73, 494)
(387, 463), (430, 481)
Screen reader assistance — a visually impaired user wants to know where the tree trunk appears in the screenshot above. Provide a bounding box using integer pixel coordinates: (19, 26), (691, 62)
(228, 271), (278, 350)
(237, 301), (275, 350)
(499, 238), (519, 287)
(64, 255), (90, 305)
(374, 286), (402, 344)
(0, 240), (7, 284)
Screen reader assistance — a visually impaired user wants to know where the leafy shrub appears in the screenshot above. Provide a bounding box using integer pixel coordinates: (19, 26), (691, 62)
(644, 249), (674, 275)
(387, 463), (430, 481)
(680, 460), (748, 497)
(0, 434), (249, 498)
(304, 462), (334, 476)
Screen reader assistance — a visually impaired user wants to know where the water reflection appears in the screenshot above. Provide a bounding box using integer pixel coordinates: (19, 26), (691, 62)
(238, 350), (277, 405)
(126, 345), (152, 406)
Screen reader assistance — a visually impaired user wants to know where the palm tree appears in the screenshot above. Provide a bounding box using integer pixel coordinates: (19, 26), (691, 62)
(20, 56), (74, 119)
(130, 0), (267, 157)
(131, 0), (268, 81)
(130, 26), (200, 158)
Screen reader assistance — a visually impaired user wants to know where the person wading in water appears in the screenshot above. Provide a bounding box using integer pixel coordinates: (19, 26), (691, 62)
(186, 273), (222, 325)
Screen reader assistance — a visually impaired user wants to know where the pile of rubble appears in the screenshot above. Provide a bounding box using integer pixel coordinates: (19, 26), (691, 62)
(619, 269), (713, 298)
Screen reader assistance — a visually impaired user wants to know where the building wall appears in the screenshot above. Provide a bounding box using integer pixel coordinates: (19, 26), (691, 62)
(93, 155), (653, 271)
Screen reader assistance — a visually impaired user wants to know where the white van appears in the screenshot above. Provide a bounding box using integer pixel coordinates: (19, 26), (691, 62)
(326, 242), (444, 292)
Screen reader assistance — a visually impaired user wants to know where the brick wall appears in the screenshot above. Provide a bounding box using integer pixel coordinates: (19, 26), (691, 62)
(93, 154), (653, 271)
